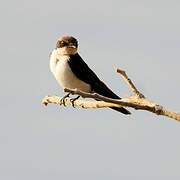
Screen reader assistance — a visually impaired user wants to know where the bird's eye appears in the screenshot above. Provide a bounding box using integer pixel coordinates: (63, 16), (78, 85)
(72, 41), (77, 47)
(60, 41), (65, 45)
(56, 41), (68, 48)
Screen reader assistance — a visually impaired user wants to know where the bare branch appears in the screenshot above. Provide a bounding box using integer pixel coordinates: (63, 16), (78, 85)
(42, 95), (123, 109)
(63, 88), (180, 121)
(42, 68), (180, 122)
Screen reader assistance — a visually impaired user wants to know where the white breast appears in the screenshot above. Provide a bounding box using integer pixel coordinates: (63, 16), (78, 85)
(50, 50), (91, 92)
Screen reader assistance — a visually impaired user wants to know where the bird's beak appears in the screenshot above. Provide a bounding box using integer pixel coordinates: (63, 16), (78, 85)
(68, 45), (77, 49)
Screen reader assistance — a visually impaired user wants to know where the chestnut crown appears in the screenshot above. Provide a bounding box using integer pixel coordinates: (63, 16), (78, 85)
(56, 36), (78, 49)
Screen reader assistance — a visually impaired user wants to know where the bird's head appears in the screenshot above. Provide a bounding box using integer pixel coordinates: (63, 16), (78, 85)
(56, 36), (78, 55)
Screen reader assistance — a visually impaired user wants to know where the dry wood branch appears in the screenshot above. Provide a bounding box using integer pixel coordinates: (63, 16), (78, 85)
(42, 95), (123, 109)
(42, 68), (180, 122)
(63, 88), (180, 121)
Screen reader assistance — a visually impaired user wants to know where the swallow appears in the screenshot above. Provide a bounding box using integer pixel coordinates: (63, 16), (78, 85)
(49, 35), (131, 115)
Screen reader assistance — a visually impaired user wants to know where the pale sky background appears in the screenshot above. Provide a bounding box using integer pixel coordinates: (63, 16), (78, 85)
(0, 0), (180, 179)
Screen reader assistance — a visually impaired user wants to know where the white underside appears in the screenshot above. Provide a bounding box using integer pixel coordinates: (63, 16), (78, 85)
(50, 49), (91, 92)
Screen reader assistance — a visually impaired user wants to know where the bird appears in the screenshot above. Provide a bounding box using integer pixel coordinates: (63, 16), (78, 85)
(49, 35), (131, 115)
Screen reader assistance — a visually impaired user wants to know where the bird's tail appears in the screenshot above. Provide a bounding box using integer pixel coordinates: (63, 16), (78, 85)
(92, 80), (131, 115)
(110, 107), (131, 115)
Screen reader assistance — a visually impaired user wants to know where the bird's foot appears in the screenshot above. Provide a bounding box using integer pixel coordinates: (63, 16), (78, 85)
(59, 93), (70, 106)
(70, 96), (80, 108)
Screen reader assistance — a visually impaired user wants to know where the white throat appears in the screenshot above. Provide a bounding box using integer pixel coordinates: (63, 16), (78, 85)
(49, 49), (91, 92)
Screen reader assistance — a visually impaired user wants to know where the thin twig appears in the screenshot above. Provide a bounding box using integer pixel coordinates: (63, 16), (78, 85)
(117, 68), (145, 98)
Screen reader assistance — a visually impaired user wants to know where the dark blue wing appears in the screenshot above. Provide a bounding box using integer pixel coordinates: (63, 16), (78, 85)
(68, 53), (100, 84)
(68, 53), (119, 98)
(68, 53), (131, 114)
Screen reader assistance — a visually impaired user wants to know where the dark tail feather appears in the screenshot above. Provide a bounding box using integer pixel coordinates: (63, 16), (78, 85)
(93, 81), (131, 115)
(110, 107), (131, 115)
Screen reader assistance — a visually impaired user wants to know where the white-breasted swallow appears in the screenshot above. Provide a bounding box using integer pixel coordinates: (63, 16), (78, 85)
(50, 35), (130, 114)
